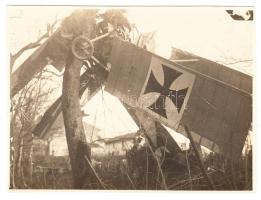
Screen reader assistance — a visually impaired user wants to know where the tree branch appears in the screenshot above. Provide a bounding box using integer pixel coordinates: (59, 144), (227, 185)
(217, 59), (253, 65)
(10, 20), (58, 70)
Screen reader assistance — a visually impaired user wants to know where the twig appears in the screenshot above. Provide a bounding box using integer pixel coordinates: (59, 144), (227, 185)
(184, 125), (217, 190)
(185, 149), (193, 190)
(43, 168), (46, 188)
(84, 156), (107, 189)
(229, 132), (238, 190)
(146, 141), (168, 190)
(125, 172), (136, 189)
(168, 173), (201, 189)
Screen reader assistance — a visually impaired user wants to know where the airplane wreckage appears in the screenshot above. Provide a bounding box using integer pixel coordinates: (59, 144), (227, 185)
(10, 10), (252, 184)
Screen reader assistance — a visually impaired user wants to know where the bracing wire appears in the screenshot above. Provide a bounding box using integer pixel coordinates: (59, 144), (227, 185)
(100, 87), (136, 132)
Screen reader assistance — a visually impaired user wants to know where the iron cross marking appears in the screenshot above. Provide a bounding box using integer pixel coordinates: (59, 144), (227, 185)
(144, 64), (188, 118)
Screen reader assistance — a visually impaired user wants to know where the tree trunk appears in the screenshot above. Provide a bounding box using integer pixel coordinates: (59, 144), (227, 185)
(16, 138), (23, 188)
(29, 142), (34, 185)
(62, 52), (91, 189)
(10, 144), (16, 189)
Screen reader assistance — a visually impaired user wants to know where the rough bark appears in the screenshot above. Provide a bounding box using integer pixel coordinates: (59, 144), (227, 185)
(62, 52), (91, 189)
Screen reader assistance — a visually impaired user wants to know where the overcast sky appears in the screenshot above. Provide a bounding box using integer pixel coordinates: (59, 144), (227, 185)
(8, 6), (254, 142)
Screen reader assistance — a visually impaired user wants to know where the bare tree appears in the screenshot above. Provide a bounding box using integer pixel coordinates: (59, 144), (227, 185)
(10, 32), (60, 187)
(10, 71), (58, 188)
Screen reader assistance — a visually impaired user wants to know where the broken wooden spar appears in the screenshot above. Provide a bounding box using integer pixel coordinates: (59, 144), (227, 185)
(124, 104), (182, 154)
(10, 30), (71, 98)
(105, 38), (252, 159)
(32, 65), (108, 139)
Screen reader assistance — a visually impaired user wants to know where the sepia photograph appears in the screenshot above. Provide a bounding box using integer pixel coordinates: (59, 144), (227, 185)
(8, 5), (254, 190)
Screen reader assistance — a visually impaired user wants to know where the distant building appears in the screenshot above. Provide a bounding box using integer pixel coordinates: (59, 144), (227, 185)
(48, 132), (137, 157)
(49, 134), (68, 156)
(49, 122), (101, 156)
(32, 138), (49, 156)
(90, 142), (105, 157)
(34, 111), (139, 157)
(104, 132), (137, 156)
(35, 113), (102, 156)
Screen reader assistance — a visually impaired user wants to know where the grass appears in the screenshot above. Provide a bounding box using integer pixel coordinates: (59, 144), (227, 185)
(12, 145), (252, 190)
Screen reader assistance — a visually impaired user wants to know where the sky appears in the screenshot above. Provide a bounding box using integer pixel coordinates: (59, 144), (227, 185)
(8, 6), (254, 144)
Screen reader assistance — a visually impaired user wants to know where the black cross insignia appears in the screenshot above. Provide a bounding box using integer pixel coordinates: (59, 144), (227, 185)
(143, 64), (188, 118)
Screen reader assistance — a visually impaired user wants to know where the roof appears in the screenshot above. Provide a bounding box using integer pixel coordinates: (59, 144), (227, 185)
(89, 142), (103, 148)
(37, 112), (101, 142)
(105, 132), (137, 144)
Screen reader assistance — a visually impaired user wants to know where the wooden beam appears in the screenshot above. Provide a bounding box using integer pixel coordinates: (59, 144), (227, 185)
(32, 61), (108, 139)
(184, 125), (217, 190)
(123, 105), (182, 155)
(11, 30), (70, 98)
